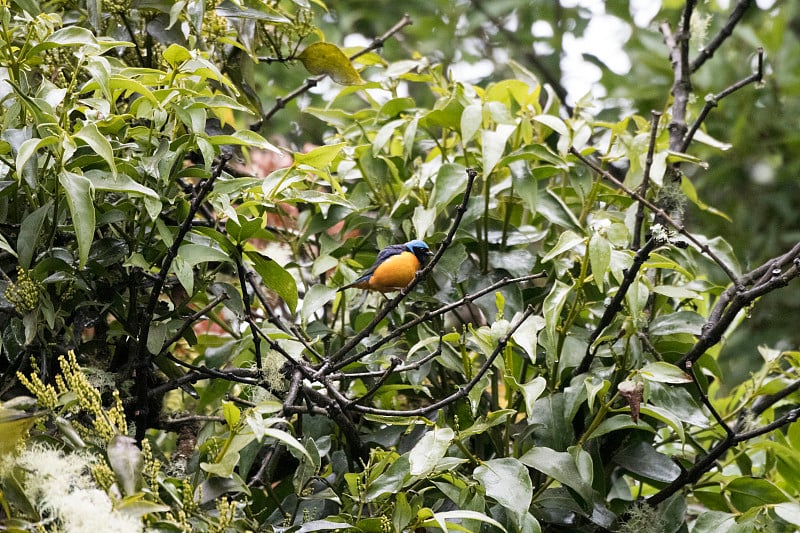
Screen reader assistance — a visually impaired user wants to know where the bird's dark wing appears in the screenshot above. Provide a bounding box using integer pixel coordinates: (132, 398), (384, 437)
(340, 244), (407, 289)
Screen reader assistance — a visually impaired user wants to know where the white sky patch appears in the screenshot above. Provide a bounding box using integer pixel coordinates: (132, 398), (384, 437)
(449, 59), (496, 84)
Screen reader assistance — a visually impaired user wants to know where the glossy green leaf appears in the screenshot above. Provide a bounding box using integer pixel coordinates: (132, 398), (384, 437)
(481, 124), (516, 179)
(246, 251), (298, 314)
(726, 477), (789, 512)
(612, 440), (681, 483)
(639, 361), (692, 384)
(58, 171), (95, 268)
(74, 122), (117, 177)
(209, 130), (282, 153)
(517, 376), (547, 421)
(474, 458), (532, 523)
(649, 311), (706, 336)
(588, 232), (610, 289)
(541, 230), (584, 263)
(409, 427), (453, 476)
(519, 446), (592, 504)
(17, 202), (50, 269)
(294, 142), (345, 170)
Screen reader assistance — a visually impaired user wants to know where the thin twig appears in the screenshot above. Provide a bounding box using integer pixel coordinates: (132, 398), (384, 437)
(134, 154), (231, 443)
(334, 333), (445, 379)
(331, 271), (546, 373)
(660, 1), (696, 153)
(235, 249), (263, 370)
(346, 357), (401, 407)
(569, 147), (739, 282)
(575, 237), (663, 376)
(346, 306), (536, 417)
(157, 293), (229, 358)
(676, 254), (800, 368)
(250, 14), (413, 131)
(632, 111), (662, 250)
(315, 168), (478, 378)
(691, 0), (754, 72)
(680, 48), (763, 152)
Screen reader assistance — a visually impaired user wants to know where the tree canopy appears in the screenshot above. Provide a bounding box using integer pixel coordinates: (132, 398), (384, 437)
(1, 1), (800, 532)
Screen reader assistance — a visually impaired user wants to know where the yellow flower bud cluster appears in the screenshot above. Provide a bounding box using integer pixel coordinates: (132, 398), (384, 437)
(4, 267), (41, 314)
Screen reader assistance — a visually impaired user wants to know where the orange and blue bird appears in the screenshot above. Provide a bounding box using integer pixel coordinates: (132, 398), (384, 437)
(339, 240), (433, 293)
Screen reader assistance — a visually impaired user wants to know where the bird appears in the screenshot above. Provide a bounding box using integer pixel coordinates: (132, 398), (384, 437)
(338, 239), (433, 293)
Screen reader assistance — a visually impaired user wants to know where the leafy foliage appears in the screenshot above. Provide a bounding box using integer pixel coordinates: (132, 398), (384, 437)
(1, 1), (800, 532)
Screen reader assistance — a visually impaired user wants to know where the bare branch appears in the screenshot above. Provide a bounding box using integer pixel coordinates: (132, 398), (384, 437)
(250, 14), (413, 131)
(632, 111), (662, 250)
(346, 306), (536, 417)
(157, 293), (229, 358)
(134, 154), (231, 443)
(569, 146), (739, 282)
(315, 167), (478, 378)
(330, 271), (546, 373)
(575, 237), (663, 376)
(691, 0), (754, 72)
(681, 48), (763, 152)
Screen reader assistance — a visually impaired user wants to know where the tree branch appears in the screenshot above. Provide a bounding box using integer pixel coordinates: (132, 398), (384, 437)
(680, 48), (763, 152)
(569, 146), (739, 282)
(250, 14), (413, 131)
(346, 306), (535, 417)
(690, 0), (754, 72)
(632, 111), (662, 250)
(134, 154), (231, 443)
(314, 167), (478, 378)
(575, 237), (663, 376)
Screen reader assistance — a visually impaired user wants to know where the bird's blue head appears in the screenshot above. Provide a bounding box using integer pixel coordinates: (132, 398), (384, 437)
(405, 239), (433, 264)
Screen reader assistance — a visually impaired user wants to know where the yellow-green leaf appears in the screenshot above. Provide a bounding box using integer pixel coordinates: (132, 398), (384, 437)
(297, 42), (364, 85)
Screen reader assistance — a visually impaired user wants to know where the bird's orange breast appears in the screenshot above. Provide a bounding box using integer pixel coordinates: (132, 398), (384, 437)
(368, 251), (420, 292)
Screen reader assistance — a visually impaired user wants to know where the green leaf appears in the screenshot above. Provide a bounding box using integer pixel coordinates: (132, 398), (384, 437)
(302, 284), (337, 322)
(208, 129), (281, 153)
(364, 455), (411, 501)
(74, 122), (117, 177)
(511, 313), (545, 363)
(481, 124), (516, 179)
(588, 233), (611, 289)
(588, 414), (655, 439)
(424, 510), (508, 533)
(775, 503), (800, 527)
(639, 361), (692, 384)
(474, 458), (532, 524)
(0, 408), (39, 456)
(639, 405), (686, 445)
(106, 435), (144, 497)
(16, 136), (58, 177)
(246, 251), (298, 314)
(612, 440), (681, 483)
(541, 230), (584, 263)
(178, 243), (232, 266)
(297, 42), (364, 85)
(222, 401), (241, 428)
(58, 171), (95, 268)
(162, 43), (192, 67)
(533, 114), (569, 137)
(725, 476), (789, 512)
(517, 376), (547, 422)
(295, 520), (355, 532)
(649, 311), (706, 336)
(17, 202), (51, 269)
(246, 415), (311, 462)
(408, 427), (454, 477)
(294, 142), (346, 170)
(519, 446), (592, 505)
